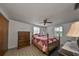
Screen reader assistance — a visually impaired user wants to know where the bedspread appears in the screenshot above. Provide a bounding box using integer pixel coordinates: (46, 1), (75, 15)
(32, 34), (57, 52)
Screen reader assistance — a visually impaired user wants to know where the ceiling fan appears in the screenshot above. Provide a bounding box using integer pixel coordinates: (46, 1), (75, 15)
(41, 18), (53, 25)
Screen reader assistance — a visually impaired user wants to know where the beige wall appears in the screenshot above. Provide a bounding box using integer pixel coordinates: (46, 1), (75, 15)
(60, 23), (72, 45)
(46, 26), (55, 37)
(8, 20), (33, 49)
(0, 8), (76, 49)
(0, 9), (45, 49)
(46, 22), (74, 45)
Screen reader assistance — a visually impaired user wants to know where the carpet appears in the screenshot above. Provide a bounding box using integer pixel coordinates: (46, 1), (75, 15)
(4, 45), (46, 56)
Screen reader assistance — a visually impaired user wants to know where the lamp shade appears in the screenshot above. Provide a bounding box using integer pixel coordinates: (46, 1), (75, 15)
(67, 21), (79, 37)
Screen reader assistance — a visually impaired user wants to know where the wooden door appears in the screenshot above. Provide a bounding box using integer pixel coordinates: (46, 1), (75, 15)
(18, 32), (30, 49)
(0, 14), (8, 55)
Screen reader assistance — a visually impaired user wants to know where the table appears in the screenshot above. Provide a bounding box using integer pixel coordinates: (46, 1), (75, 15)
(58, 41), (79, 56)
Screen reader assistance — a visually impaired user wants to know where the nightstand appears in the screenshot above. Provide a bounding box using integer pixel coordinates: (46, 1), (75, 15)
(58, 48), (73, 56)
(58, 41), (79, 56)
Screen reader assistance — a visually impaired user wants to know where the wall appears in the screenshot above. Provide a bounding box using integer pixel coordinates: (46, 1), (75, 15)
(0, 8), (73, 48)
(8, 20), (46, 49)
(54, 22), (75, 45)
(46, 22), (74, 46)
(0, 8), (9, 20)
(0, 8), (75, 49)
(60, 22), (73, 45)
(8, 20), (33, 49)
(46, 25), (55, 37)
(0, 9), (46, 49)
(0, 9), (45, 49)
(40, 27), (47, 35)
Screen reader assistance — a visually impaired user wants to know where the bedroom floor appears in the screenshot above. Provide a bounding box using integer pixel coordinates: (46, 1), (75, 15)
(4, 45), (59, 56)
(4, 45), (46, 56)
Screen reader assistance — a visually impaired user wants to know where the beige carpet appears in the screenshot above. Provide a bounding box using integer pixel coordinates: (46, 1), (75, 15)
(4, 45), (46, 56)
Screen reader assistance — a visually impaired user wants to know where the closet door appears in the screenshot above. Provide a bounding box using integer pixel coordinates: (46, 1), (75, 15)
(0, 14), (8, 55)
(18, 32), (30, 49)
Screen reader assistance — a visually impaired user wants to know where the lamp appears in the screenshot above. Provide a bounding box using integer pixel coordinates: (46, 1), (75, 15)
(67, 21), (79, 47)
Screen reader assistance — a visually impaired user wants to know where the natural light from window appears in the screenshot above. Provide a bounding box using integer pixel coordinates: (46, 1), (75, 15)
(33, 27), (40, 34)
(54, 26), (63, 37)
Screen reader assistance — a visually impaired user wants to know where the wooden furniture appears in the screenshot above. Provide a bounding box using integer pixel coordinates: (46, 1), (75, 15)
(18, 31), (30, 49)
(58, 41), (79, 56)
(58, 49), (73, 56)
(32, 34), (59, 55)
(0, 14), (9, 55)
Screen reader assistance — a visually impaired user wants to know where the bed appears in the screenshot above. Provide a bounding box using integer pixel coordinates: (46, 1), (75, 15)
(32, 34), (59, 55)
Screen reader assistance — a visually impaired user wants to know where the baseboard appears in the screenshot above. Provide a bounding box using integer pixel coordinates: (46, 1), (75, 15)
(8, 47), (17, 50)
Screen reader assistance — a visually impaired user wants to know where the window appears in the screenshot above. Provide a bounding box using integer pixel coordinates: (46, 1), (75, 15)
(55, 26), (63, 32)
(54, 26), (63, 37)
(33, 27), (40, 34)
(59, 26), (63, 32)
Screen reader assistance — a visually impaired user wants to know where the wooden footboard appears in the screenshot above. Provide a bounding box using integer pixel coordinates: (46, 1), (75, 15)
(32, 39), (59, 55)
(32, 41), (42, 51)
(32, 41), (47, 55)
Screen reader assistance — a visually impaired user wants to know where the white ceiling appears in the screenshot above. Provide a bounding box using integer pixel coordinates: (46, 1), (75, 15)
(0, 3), (79, 27)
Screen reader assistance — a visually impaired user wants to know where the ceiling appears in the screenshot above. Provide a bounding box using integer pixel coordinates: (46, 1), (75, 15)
(0, 3), (79, 27)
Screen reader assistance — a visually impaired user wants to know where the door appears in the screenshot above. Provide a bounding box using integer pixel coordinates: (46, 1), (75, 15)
(18, 32), (30, 49)
(0, 14), (8, 55)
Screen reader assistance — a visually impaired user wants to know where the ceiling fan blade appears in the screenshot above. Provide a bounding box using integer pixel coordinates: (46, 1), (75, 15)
(40, 18), (52, 25)
(47, 22), (52, 23)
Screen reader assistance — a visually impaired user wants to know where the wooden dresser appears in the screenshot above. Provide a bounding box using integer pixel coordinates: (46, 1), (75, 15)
(0, 14), (9, 55)
(18, 31), (30, 49)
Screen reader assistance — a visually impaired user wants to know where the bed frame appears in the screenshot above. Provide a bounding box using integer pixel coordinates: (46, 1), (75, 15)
(32, 38), (59, 55)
